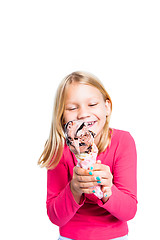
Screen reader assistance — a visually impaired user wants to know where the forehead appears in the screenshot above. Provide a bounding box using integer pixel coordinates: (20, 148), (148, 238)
(64, 82), (104, 103)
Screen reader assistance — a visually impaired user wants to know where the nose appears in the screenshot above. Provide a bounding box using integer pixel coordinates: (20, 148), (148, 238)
(77, 105), (90, 120)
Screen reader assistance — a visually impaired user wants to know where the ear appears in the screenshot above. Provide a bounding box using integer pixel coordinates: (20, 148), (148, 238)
(105, 100), (111, 116)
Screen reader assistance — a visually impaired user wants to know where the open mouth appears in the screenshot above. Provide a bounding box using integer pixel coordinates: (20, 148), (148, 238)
(86, 121), (97, 127)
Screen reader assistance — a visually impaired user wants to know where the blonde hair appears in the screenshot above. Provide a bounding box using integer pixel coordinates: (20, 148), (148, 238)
(38, 71), (112, 169)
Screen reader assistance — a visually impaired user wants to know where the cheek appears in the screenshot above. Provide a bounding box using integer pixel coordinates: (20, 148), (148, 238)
(63, 111), (69, 124)
(95, 106), (107, 120)
(63, 111), (76, 124)
(99, 114), (107, 127)
(95, 108), (107, 128)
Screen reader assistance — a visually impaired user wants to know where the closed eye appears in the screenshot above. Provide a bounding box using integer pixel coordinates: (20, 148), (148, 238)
(89, 103), (98, 107)
(67, 107), (77, 111)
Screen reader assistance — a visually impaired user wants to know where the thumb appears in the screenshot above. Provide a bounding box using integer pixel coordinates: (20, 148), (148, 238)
(96, 160), (101, 164)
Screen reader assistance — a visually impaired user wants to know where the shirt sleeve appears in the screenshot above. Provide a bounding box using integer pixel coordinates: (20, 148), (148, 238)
(46, 154), (85, 227)
(98, 131), (137, 221)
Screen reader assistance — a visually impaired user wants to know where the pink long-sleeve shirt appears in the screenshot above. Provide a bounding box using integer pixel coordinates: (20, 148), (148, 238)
(47, 129), (137, 240)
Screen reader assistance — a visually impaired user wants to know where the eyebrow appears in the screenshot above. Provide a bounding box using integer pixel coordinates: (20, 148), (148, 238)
(65, 97), (99, 105)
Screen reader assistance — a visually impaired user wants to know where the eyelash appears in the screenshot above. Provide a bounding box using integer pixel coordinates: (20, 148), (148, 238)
(67, 103), (98, 111)
(67, 107), (77, 111)
(89, 103), (98, 107)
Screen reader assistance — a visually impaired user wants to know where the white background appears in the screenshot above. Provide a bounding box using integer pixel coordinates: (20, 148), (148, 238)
(0, 1), (160, 239)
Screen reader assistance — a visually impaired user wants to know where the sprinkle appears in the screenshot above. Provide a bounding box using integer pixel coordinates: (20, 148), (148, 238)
(92, 190), (96, 193)
(90, 166), (93, 170)
(89, 171), (92, 175)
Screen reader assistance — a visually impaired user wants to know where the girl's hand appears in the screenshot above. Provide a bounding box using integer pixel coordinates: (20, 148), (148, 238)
(92, 160), (113, 203)
(70, 160), (113, 204)
(70, 166), (99, 203)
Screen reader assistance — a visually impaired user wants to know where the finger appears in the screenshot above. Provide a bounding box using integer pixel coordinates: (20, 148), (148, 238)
(93, 164), (111, 172)
(91, 163), (102, 171)
(77, 175), (97, 182)
(81, 187), (98, 195)
(79, 181), (99, 189)
(93, 171), (112, 180)
(94, 178), (112, 187)
(102, 186), (112, 198)
(74, 166), (93, 176)
(76, 174), (112, 187)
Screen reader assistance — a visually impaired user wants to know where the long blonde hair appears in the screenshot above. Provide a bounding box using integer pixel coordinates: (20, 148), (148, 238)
(38, 71), (112, 169)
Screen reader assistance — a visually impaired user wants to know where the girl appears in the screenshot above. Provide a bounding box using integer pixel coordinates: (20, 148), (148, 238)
(38, 71), (137, 240)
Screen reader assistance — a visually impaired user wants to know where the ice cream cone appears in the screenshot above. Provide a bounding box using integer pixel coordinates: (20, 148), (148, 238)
(65, 120), (104, 199)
